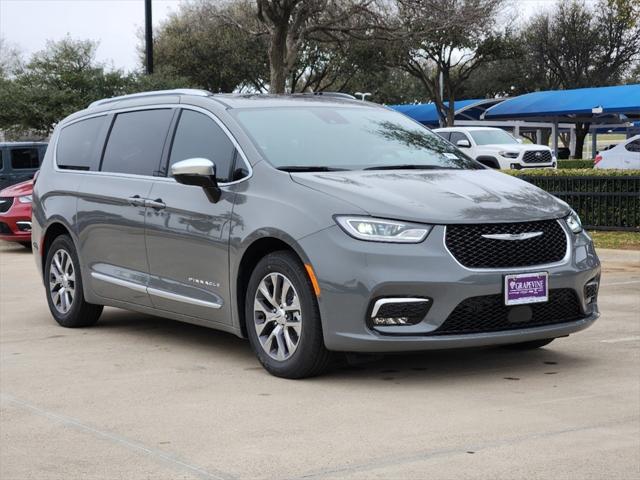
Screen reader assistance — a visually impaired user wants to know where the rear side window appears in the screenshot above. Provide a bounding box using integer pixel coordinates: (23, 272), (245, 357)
(101, 109), (173, 176)
(57, 116), (106, 171)
(10, 148), (40, 169)
(169, 110), (236, 182)
(436, 131), (450, 141)
(625, 140), (640, 152)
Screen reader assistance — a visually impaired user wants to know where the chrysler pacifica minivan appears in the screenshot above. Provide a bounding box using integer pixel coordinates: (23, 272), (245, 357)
(32, 90), (601, 378)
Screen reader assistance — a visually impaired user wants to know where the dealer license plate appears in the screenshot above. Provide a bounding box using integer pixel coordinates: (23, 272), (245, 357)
(504, 272), (548, 306)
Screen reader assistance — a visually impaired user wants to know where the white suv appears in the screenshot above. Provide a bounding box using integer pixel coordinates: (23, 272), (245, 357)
(434, 127), (556, 170)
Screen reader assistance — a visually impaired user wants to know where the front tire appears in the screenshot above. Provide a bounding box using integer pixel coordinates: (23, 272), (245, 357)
(245, 251), (332, 378)
(44, 235), (103, 328)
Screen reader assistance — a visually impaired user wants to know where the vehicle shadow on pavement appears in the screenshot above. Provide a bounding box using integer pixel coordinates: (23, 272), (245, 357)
(95, 308), (593, 384)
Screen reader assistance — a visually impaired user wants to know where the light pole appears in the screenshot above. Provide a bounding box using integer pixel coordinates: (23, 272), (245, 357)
(354, 92), (372, 101)
(145, 0), (154, 74)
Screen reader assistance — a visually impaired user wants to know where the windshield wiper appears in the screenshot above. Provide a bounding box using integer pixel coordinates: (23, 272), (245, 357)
(363, 164), (450, 171)
(277, 166), (350, 172)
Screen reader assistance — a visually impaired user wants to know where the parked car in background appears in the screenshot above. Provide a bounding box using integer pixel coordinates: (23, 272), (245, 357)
(594, 135), (640, 169)
(0, 142), (47, 190)
(0, 179), (33, 248)
(31, 90), (600, 378)
(434, 127), (556, 170)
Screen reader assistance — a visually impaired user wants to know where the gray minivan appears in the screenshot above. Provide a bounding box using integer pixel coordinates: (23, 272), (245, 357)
(0, 142), (47, 189)
(32, 90), (601, 378)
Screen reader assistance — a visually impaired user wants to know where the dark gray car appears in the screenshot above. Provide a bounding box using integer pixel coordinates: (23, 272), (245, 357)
(32, 90), (600, 378)
(0, 142), (47, 189)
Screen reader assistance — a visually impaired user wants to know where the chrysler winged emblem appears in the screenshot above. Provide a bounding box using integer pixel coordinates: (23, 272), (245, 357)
(482, 232), (543, 241)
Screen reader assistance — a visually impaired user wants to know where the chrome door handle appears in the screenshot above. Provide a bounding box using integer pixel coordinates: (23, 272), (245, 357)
(127, 195), (145, 207)
(145, 198), (166, 210)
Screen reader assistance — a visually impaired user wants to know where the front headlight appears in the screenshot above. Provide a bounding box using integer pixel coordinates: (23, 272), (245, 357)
(18, 194), (32, 204)
(335, 216), (432, 243)
(566, 210), (583, 233)
(500, 151), (519, 159)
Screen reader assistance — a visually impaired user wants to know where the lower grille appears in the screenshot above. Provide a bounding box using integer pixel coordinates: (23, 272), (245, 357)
(523, 150), (552, 163)
(445, 220), (568, 269)
(0, 222), (12, 234)
(430, 289), (585, 335)
(0, 197), (13, 213)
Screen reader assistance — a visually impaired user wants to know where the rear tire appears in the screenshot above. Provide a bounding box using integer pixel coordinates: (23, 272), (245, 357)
(503, 338), (555, 350)
(44, 235), (103, 328)
(245, 251), (332, 378)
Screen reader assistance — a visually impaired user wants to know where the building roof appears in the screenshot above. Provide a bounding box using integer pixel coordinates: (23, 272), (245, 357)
(483, 84), (640, 122)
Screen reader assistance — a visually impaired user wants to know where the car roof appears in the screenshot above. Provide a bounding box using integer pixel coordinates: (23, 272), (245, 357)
(433, 126), (504, 132)
(0, 141), (48, 147)
(86, 89), (374, 111)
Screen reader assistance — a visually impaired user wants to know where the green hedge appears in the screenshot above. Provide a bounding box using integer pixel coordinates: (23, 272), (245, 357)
(557, 159), (594, 169)
(505, 169), (640, 230)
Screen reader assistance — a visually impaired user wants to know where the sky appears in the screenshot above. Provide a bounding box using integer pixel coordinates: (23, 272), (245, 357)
(0, 0), (592, 72)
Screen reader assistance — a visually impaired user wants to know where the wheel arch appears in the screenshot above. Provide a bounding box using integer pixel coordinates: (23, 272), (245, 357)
(40, 221), (75, 278)
(475, 155), (501, 169)
(234, 234), (310, 338)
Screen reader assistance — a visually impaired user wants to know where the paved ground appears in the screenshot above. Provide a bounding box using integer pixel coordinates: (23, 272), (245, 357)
(1, 241), (639, 479)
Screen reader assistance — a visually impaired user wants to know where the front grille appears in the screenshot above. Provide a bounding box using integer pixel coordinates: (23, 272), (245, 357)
(0, 222), (11, 234)
(0, 197), (13, 213)
(523, 150), (552, 163)
(430, 289), (584, 335)
(445, 220), (567, 269)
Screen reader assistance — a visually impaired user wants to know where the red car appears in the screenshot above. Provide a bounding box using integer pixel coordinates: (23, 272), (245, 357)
(0, 179), (33, 247)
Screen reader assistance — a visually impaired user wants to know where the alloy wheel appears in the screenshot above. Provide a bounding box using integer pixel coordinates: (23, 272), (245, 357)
(49, 249), (76, 314)
(253, 272), (302, 361)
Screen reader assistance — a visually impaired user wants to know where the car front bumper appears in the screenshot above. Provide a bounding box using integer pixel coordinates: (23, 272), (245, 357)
(300, 224), (600, 352)
(0, 199), (32, 243)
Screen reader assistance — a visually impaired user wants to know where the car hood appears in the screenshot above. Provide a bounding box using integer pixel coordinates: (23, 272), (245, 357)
(0, 179), (33, 197)
(291, 169), (569, 224)
(477, 144), (550, 152)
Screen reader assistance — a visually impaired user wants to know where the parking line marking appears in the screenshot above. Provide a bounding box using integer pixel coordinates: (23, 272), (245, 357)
(0, 393), (235, 480)
(601, 280), (640, 287)
(601, 336), (640, 343)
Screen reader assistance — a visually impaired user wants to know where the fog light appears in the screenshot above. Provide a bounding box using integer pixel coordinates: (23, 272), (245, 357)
(16, 221), (31, 232)
(510, 163), (521, 170)
(372, 316), (410, 326)
(370, 298), (431, 327)
(584, 278), (599, 304)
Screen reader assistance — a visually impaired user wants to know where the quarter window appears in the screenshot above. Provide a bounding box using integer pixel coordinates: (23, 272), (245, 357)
(57, 116), (106, 171)
(101, 109), (174, 176)
(10, 148), (40, 169)
(625, 140), (640, 153)
(169, 110), (237, 182)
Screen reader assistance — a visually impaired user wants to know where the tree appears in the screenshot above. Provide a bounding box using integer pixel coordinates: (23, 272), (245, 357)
(523, 0), (640, 157)
(391, 0), (506, 126)
(255, 0), (386, 93)
(152, 0), (269, 92)
(0, 38), (166, 137)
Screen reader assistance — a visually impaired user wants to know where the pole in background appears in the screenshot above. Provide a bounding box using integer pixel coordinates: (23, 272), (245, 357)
(145, 0), (154, 74)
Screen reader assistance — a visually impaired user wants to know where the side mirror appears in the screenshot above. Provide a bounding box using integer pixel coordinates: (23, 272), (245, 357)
(456, 139), (471, 148)
(171, 158), (220, 203)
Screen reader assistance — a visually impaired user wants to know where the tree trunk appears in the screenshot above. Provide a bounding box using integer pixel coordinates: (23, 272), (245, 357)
(574, 122), (590, 159)
(268, 26), (288, 94)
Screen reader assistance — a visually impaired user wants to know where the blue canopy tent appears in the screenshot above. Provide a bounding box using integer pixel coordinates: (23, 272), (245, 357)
(483, 84), (640, 157)
(390, 99), (502, 127)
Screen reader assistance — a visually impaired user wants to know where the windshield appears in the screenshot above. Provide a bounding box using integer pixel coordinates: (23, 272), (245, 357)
(469, 129), (519, 145)
(233, 107), (482, 170)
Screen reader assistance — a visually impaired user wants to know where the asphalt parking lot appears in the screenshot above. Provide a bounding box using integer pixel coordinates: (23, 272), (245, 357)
(1, 241), (639, 479)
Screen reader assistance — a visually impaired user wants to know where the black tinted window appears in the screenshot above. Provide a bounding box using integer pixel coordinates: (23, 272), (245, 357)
(436, 131), (450, 141)
(102, 109), (173, 176)
(10, 148), (40, 169)
(57, 116), (106, 171)
(449, 132), (469, 145)
(625, 140), (640, 152)
(169, 110), (236, 182)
